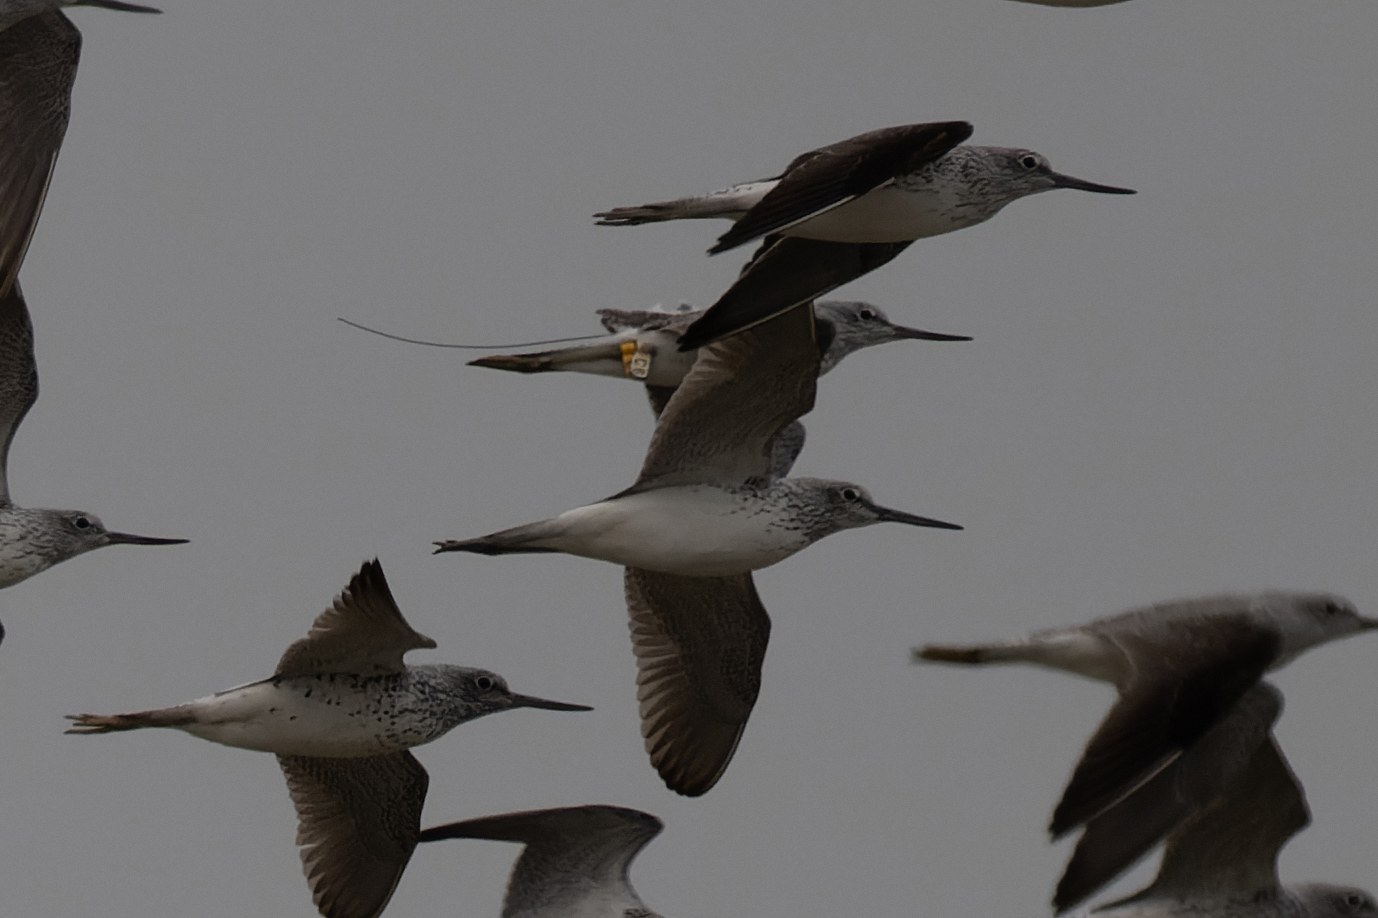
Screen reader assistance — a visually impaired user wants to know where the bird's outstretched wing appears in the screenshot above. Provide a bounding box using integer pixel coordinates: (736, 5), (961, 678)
(0, 12), (79, 296)
(708, 121), (973, 254)
(626, 303), (819, 493)
(278, 752), (428, 918)
(275, 560), (436, 678)
(419, 805), (664, 918)
(626, 567), (771, 797)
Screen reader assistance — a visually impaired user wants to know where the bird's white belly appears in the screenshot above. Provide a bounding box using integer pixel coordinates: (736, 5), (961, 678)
(546, 488), (808, 576)
(785, 183), (980, 242)
(177, 678), (422, 757)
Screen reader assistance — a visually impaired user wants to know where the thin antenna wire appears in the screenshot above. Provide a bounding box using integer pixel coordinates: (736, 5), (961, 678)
(337, 317), (607, 350)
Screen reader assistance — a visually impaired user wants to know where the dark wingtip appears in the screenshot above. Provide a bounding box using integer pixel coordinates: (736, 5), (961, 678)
(707, 236), (738, 256)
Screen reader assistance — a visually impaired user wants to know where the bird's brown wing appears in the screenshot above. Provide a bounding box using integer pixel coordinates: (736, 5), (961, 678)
(278, 751), (428, 918)
(275, 560), (436, 678)
(0, 12), (79, 296)
(625, 303), (818, 493)
(626, 567), (771, 796)
(1053, 682), (1283, 912)
(1050, 613), (1281, 837)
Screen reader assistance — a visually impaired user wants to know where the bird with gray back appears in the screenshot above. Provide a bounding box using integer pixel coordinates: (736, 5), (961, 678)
(0, 283), (186, 611)
(437, 303), (960, 795)
(467, 299), (967, 476)
(594, 121), (1134, 348)
(66, 560), (591, 918)
(0, 2), (175, 639)
(914, 593), (1377, 909)
(0, 3), (159, 295)
(470, 299), (968, 406)
(1073, 731), (1376, 918)
(419, 805), (668, 918)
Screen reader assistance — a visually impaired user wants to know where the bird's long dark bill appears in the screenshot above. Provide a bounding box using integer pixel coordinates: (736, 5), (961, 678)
(870, 504), (963, 530)
(893, 325), (972, 342)
(1049, 173), (1136, 195)
(511, 693), (594, 712)
(105, 532), (189, 546)
(86, 0), (163, 12)
(1360, 617), (1378, 630)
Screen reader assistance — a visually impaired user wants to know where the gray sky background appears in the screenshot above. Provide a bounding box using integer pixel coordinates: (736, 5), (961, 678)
(2, 0), (1377, 915)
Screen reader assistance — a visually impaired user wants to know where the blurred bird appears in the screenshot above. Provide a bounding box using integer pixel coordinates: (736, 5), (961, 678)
(67, 560), (591, 918)
(1071, 730), (1377, 918)
(594, 121), (1133, 347)
(419, 805), (668, 918)
(915, 593), (1377, 909)
(439, 304), (960, 795)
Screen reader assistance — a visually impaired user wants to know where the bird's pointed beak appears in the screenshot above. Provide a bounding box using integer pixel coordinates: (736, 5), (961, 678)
(1358, 616), (1378, 631)
(868, 503), (963, 531)
(509, 693), (594, 712)
(893, 325), (973, 342)
(1048, 172), (1136, 195)
(83, 0), (162, 12)
(103, 532), (189, 546)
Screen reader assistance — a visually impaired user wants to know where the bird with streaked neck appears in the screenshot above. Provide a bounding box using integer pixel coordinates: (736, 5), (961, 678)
(594, 121), (1134, 348)
(438, 304), (959, 797)
(67, 560), (591, 918)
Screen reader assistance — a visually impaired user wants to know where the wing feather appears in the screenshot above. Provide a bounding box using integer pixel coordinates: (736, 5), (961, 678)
(275, 560), (436, 677)
(626, 568), (770, 796)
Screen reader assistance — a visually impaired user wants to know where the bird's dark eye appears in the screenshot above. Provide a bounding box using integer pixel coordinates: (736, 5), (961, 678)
(1345, 895), (1366, 909)
(841, 488), (861, 501)
(1324, 602), (1344, 616)
(73, 516), (91, 530)
(858, 308), (877, 321)
(1020, 155), (1039, 169)
(475, 676), (493, 691)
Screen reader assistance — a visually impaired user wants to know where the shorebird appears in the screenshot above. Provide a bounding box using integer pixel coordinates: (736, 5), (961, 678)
(1073, 731), (1377, 918)
(0, 3), (160, 297)
(594, 121), (1134, 348)
(438, 303), (960, 795)
(0, 285), (185, 596)
(467, 299), (967, 476)
(471, 299), (968, 409)
(419, 805), (668, 918)
(0, 3), (177, 639)
(914, 593), (1376, 908)
(67, 560), (591, 918)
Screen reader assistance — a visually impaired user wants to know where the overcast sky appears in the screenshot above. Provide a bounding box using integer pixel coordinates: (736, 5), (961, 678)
(2, 1), (1377, 916)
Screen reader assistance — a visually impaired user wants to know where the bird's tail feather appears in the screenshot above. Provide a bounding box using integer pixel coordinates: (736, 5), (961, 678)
(65, 709), (195, 734)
